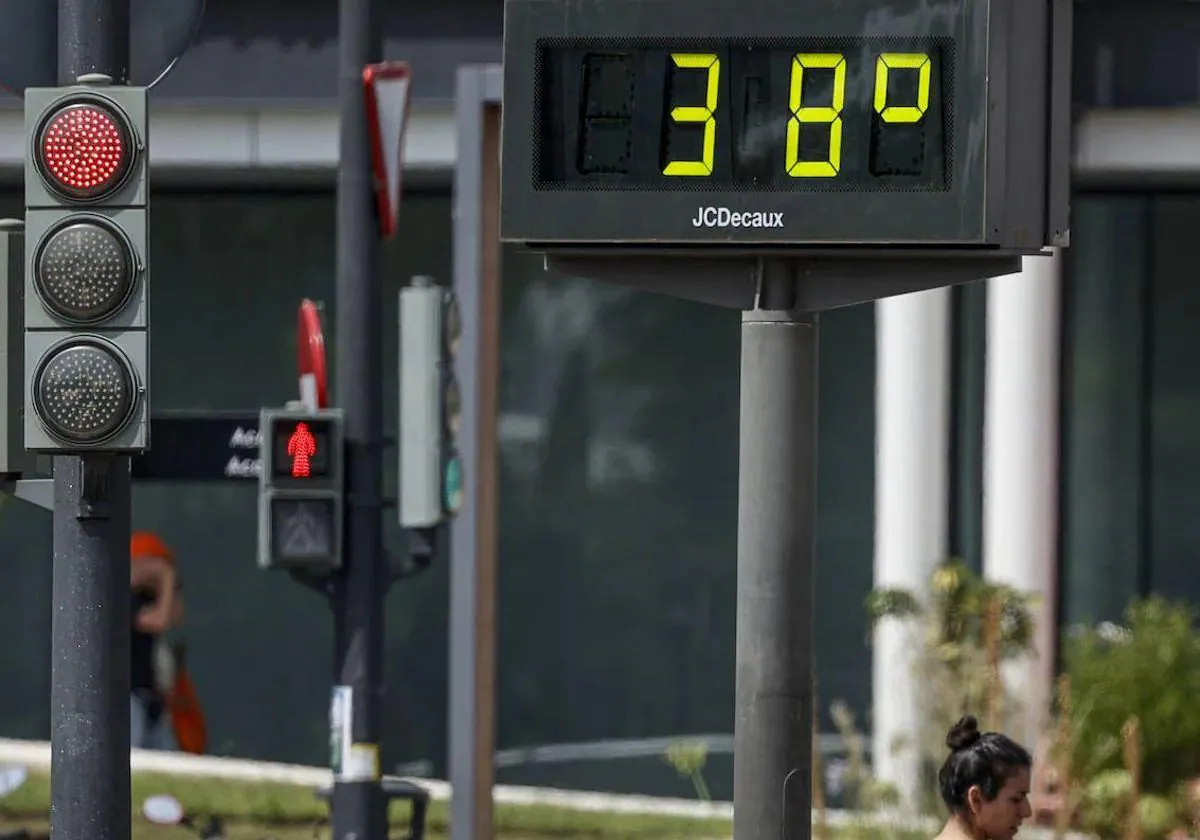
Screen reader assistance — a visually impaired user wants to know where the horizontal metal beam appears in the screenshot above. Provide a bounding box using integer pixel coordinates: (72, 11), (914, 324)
(0, 99), (1182, 186)
(1074, 109), (1200, 186)
(0, 478), (53, 511)
(0, 102), (455, 184)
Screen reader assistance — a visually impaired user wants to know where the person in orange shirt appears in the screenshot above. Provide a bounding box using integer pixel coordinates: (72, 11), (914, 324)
(130, 531), (184, 750)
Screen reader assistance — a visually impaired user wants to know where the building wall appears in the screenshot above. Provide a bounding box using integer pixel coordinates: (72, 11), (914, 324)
(0, 0), (1198, 798)
(152, 0), (500, 102)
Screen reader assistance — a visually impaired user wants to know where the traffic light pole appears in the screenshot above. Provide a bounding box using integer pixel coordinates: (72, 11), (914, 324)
(733, 262), (817, 840)
(50, 4), (134, 840)
(332, 0), (387, 836)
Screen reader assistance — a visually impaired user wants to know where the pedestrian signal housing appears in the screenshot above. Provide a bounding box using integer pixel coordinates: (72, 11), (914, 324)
(257, 406), (345, 572)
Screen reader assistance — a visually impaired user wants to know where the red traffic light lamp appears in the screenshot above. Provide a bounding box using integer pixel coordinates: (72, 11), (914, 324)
(32, 94), (139, 203)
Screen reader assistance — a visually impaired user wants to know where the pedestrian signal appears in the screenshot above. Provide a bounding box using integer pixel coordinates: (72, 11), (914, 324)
(257, 407), (344, 572)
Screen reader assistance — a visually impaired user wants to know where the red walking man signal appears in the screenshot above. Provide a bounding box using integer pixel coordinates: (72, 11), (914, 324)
(287, 422), (318, 478)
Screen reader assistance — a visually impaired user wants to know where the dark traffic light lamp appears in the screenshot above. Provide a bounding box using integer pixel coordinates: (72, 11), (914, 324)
(33, 215), (138, 324)
(30, 337), (140, 446)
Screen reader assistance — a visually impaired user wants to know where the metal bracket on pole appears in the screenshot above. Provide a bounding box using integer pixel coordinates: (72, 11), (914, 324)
(391, 526), (435, 587)
(77, 456), (115, 520)
(0, 477), (54, 511)
(287, 567), (336, 598)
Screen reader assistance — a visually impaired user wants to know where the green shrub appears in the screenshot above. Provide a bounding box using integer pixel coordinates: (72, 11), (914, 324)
(865, 560), (1037, 812)
(1076, 768), (1180, 840)
(1064, 597), (1200, 795)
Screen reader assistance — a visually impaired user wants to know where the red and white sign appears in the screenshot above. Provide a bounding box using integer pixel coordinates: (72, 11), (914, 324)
(297, 299), (328, 411)
(363, 61), (413, 239)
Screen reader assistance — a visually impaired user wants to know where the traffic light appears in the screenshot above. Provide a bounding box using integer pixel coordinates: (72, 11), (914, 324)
(257, 406), (344, 572)
(399, 278), (463, 528)
(23, 77), (150, 453)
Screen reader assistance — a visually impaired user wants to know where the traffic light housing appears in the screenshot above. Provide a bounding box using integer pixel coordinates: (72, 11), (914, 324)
(23, 78), (150, 453)
(399, 279), (463, 528)
(257, 407), (345, 572)
(0, 220), (32, 475)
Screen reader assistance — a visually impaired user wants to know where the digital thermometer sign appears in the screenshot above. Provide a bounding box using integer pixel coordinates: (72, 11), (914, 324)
(500, 0), (1071, 251)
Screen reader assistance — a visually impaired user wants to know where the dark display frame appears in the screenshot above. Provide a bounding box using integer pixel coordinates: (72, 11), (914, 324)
(500, 0), (1067, 251)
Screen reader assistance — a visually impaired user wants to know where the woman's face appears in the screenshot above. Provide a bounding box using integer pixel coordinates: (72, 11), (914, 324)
(968, 767), (1033, 840)
(131, 555), (170, 587)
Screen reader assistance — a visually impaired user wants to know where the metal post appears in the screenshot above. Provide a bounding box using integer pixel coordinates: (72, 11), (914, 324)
(449, 65), (502, 840)
(732, 261), (817, 840)
(332, 0), (386, 836)
(50, 3), (133, 840)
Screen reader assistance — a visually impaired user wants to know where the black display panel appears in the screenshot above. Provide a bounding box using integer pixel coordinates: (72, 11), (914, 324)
(536, 39), (953, 192)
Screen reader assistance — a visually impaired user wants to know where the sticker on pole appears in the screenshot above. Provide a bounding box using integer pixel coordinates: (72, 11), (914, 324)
(345, 743), (381, 781)
(329, 685), (353, 777)
(363, 61), (413, 239)
(297, 299), (328, 412)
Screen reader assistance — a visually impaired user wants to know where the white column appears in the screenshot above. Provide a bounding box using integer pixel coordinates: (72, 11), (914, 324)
(982, 253), (1062, 747)
(873, 287), (951, 808)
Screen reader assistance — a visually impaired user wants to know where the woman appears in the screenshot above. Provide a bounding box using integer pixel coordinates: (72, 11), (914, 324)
(130, 531), (184, 751)
(935, 715), (1034, 840)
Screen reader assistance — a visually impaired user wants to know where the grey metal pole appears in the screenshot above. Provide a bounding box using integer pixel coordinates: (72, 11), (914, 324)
(332, 0), (386, 836)
(51, 5), (133, 839)
(733, 261), (817, 840)
(50, 4), (133, 840)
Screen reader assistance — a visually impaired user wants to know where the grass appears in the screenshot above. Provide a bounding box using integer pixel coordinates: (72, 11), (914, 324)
(0, 823), (331, 839)
(0, 770), (930, 839)
(0, 769), (735, 839)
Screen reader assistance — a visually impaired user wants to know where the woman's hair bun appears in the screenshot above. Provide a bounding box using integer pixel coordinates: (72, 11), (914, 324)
(946, 715), (981, 751)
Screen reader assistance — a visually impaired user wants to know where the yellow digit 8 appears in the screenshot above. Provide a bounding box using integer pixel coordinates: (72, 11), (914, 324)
(663, 53), (721, 177)
(874, 53), (932, 123)
(785, 53), (847, 178)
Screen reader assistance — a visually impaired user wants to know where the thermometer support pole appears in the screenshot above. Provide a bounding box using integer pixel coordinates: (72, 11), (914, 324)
(733, 260), (817, 840)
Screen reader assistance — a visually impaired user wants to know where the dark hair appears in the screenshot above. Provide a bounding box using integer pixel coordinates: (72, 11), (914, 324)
(938, 715), (1032, 812)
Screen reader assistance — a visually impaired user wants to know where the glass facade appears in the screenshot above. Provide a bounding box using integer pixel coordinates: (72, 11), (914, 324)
(0, 191), (457, 763)
(949, 280), (988, 572)
(1062, 193), (1200, 627)
(3, 184), (1195, 792)
(496, 248), (878, 795)
(0, 188), (879, 797)
(19, 183), (1200, 791)
(3, 173), (1194, 795)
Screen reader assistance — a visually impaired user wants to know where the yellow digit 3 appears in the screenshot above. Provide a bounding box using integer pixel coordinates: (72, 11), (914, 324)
(662, 53), (721, 176)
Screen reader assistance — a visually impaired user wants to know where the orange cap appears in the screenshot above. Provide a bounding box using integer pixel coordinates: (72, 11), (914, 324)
(131, 531), (174, 564)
